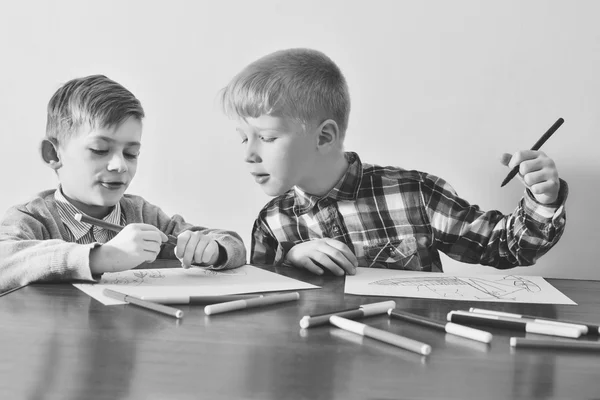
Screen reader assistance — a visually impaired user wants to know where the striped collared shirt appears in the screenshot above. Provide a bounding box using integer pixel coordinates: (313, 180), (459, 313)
(54, 188), (124, 244)
(251, 152), (567, 271)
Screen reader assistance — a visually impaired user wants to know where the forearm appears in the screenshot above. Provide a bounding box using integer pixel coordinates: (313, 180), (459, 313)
(0, 239), (95, 291)
(435, 194), (567, 268)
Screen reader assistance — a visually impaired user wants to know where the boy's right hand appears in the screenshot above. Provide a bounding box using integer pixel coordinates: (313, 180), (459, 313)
(285, 239), (358, 276)
(89, 224), (168, 274)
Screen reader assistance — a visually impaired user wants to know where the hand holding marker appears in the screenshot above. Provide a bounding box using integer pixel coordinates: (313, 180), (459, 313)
(501, 117), (564, 187)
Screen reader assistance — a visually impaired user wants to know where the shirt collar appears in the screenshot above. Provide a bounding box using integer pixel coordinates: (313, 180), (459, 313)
(293, 152), (363, 214)
(54, 187), (122, 241)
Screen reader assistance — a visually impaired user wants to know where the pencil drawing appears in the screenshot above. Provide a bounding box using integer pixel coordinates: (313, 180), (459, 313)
(369, 275), (541, 300)
(100, 267), (247, 286)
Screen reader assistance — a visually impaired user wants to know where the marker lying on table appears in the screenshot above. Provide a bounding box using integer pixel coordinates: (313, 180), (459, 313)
(74, 213), (178, 246)
(204, 292), (300, 315)
(140, 294), (264, 305)
(510, 337), (600, 351)
(0, 284), (28, 298)
(299, 300), (397, 329)
(447, 311), (581, 338)
(103, 288), (183, 319)
(469, 307), (595, 335)
(329, 315), (432, 356)
(388, 309), (493, 344)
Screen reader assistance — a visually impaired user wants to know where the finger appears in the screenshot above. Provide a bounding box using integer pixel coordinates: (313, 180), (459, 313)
(192, 236), (210, 265)
(499, 153), (512, 167)
(175, 231), (193, 259)
(142, 240), (162, 255)
(140, 231), (164, 245)
(318, 246), (356, 275)
(158, 231), (168, 243)
(522, 169), (552, 187)
(202, 240), (220, 264)
(143, 248), (160, 262)
(182, 233), (202, 268)
(324, 239), (358, 268)
(507, 150), (541, 170)
(139, 225), (168, 243)
(311, 253), (345, 276)
(296, 258), (325, 275)
(519, 157), (547, 176)
(529, 180), (557, 196)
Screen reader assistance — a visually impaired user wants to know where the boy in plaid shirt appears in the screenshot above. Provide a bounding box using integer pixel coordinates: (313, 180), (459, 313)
(220, 48), (567, 276)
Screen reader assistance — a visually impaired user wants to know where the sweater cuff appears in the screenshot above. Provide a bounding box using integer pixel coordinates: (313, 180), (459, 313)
(50, 242), (98, 281)
(208, 236), (247, 270)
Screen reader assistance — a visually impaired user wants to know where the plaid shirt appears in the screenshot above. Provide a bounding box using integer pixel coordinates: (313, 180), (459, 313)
(251, 152), (567, 271)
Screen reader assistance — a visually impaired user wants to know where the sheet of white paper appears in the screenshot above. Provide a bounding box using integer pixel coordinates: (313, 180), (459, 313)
(73, 265), (319, 305)
(345, 268), (576, 305)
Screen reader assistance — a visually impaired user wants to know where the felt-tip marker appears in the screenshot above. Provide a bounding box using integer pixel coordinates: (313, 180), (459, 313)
(299, 300), (397, 329)
(388, 309), (493, 344)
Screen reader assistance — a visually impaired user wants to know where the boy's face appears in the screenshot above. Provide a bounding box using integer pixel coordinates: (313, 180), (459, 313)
(55, 117), (142, 216)
(236, 115), (318, 196)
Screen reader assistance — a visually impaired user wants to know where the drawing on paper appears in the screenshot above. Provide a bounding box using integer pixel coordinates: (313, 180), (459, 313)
(100, 269), (167, 286)
(368, 275), (541, 300)
(100, 268), (247, 286)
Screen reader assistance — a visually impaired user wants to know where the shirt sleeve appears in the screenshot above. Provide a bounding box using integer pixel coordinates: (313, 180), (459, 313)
(250, 217), (292, 266)
(0, 208), (96, 291)
(421, 174), (568, 269)
(140, 200), (247, 270)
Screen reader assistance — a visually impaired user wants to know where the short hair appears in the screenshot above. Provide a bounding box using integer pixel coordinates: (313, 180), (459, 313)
(46, 75), (144, 143)
(220, 48), (351, 136)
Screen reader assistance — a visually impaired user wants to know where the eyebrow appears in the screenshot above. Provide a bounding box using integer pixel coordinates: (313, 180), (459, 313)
(93, 136), (141, 147)
(236, 127), (284, 134)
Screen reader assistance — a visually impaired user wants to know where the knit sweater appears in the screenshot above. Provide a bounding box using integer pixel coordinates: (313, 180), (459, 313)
(0, 189), (247, 291)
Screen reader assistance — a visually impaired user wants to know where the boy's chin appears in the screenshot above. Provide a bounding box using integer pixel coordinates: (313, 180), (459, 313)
(260, 185), (292, 197)
(89, 193), (124, 207)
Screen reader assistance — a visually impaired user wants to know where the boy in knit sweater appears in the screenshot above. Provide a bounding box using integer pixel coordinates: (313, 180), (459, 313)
(0, 75), (246, 291)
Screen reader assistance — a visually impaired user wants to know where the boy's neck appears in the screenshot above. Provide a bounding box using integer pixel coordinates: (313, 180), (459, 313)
(299, 151), (349, 197)
(60, 190), (114, 220)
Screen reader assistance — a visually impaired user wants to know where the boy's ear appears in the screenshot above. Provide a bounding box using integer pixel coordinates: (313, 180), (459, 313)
(40, 139), (62, 170)
(316, 119), (340, 150)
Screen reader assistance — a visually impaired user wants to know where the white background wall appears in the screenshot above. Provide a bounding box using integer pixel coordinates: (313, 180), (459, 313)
(1, 0), (598, 280)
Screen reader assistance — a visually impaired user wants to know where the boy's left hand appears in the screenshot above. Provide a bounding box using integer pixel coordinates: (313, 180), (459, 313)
(501, 150), (560, 205)
(175, 231), (220, 268)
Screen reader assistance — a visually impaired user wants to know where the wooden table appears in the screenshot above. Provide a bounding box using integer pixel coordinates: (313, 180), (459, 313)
(1, 264), (599, 400)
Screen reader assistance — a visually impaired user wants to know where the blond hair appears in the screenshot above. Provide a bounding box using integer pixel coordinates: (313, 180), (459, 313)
(220, 48), (350, 136)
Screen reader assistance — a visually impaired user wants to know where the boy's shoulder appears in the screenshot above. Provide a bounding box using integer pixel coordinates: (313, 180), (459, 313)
(361, 160), (431, 183)
(360, 156), (451, 192)
(9, 189), (57, 214)
(1, 189), (59, 225)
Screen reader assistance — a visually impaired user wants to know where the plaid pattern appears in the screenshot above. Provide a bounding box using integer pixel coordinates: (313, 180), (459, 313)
(54, 187), (124, 245)
(251, 152), (567, 271)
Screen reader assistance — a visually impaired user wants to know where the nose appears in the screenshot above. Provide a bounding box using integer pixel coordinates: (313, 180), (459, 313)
(244, 139), (262, 164)
(107, 153), (128, 173)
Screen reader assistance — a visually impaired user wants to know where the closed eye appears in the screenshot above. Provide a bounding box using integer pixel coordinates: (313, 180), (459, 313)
(125, 153), (139, 160)
(89, 149), (108, 155)
(260, 136), (276, 143)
